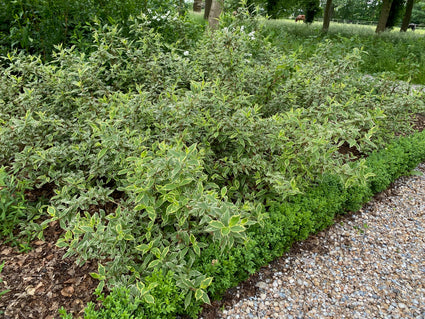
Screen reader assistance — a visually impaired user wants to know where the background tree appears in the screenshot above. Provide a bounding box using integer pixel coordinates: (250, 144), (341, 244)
(225, 0), (299, 18)
(193, 0), (203, 12)
(400, 0), (416, 30)
(376, 0), (393, 32)
(410, 0), (425, 23)
(303, 0), (321, 23)
(204, 0), (213, 19)
(386, 0), (405, 29)
(208, 0), (223, 28)
(322, 0), (333, 32)
(266, 0), (280, 18)
(332, 0), (380, 22)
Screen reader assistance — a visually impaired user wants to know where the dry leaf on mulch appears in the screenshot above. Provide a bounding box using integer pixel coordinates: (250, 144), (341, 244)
(0, 222), (100, 319)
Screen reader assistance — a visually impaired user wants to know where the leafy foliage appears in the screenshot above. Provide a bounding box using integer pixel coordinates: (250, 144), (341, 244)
(0, 167), (41, 249)
(0, 0), (199, 58)
(263, 19), (425, 85)
(1, 9), (425, 318)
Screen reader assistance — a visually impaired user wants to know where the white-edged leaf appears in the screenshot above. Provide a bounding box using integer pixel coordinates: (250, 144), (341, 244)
(97, 148), (108, 159)
(144, 294), (155, 304)
(147, 259), (161, 269)
(230, 225), (245, 233)
(208, 220), (225, 230)
(200, 277), (213, 289)
(228, 215), (240, 227)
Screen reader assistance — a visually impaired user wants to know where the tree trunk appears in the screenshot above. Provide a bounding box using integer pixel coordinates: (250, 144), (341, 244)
(208, 0), (223, 29)
(375, 0), (393, 33)
(266, 0), (279, 19)
(304, 0), (320, 24)
(193, 0), (202, 12)
(204, 0), (212, 19)
(322, 0), (333, 32)
(400, 0), (415, 31)
(385, 0), (404, 29)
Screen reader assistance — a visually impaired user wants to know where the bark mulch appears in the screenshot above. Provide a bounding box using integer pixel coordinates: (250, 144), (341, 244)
(0, 221), (99, 319)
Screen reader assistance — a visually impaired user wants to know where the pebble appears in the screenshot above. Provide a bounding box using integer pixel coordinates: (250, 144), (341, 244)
(213, 163), (425, 319)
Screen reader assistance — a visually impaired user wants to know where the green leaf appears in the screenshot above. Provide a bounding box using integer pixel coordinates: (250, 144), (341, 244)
(166, 203), (179, 215)
(144, 294), (155, 304)
(136, 281), (146, 291)
(184, 291), (193, 309)
(98, 263), (106, 276)
(47, 206), (56, 217)
(230, 225), (246, 233)
(146, 206), (156, 221)
(117, 168), (129, 175)
(193, 244), (200, 256)
(90, 272), (102, 280)
(124, 233), (135, 241)
(228, 214), (240, 227)
(64, 231), (73, 241)
(220, 186), (227, 198)
(200, 290), (211, 304)
(56, 239), (68, 248)
(147, 259), (161, 269)
(151, 247), (161, 258)
(221, 226), (230, 236)
(189, 234), (197, 245)
(79, 225), (93, 233)
(97, 280), (105, 293)
(147, 282), (159, 291)
(179, 178), (193, 187)
(200, 277), (213, 289)
(161, 183), (179, 191)
(186, 143), (197, 155)
(195, 288), (210, 304)
(161, 246), (170, 258)
(255, 203), (263, 215)
(97, 148), (108, 159)
(134, 204), (145, 211)
(208, 220), (225, 230)
(179, 278), (193, 289)
(135, 243), (150, 254)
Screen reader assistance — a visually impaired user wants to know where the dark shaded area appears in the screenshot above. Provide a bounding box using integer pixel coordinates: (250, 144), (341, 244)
(337, 141), (365, 161)
(412, 113), (425, 132)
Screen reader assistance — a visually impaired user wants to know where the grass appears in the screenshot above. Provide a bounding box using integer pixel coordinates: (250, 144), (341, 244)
(188, 11), (206, 25)
(262, 18), (425, 85)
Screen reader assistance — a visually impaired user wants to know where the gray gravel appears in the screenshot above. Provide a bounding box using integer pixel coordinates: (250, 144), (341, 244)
(216, 163), (425, 319)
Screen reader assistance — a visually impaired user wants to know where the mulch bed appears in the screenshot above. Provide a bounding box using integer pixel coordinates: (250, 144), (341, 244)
(0, 221), (99, 319)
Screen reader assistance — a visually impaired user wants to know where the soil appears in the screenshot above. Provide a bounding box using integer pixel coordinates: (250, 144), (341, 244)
(0, 114), (424, 319)
(0, 221), (100, 319)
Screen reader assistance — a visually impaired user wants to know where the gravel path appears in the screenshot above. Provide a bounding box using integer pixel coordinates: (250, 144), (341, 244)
(213, 163), (425, 319)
